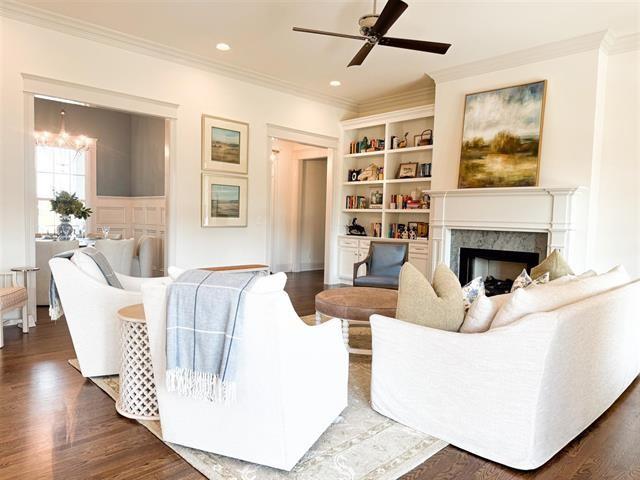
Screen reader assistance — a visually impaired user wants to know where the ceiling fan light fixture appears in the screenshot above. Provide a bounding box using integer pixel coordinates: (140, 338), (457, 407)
(329, 80), (342, 87)
(216, 42), (231, 51)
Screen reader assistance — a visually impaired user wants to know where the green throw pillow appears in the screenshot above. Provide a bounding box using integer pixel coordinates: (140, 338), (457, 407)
(396, 262), (465, 331)
(531, 249), (574, 281)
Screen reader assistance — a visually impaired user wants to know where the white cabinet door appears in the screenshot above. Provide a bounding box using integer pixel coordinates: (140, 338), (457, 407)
(338, 246), (358, 280)
(408, 254), (429, 277)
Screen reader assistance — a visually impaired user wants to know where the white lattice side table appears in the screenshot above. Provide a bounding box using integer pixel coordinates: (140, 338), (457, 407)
(115, 304), (159, 420)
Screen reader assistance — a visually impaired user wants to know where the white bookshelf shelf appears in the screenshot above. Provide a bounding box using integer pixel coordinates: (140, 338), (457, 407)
(344, 145), (433, 158)
(344, 150), (385, 158)
(384, 209), (430, 214)
(342, 209), (383, 213)
(342, 180), (384, 186)
(338, 105), (436, 279)
(386, 177), (432, 184)
(386, 145), (433, 154)
(338, 234), (428, 243)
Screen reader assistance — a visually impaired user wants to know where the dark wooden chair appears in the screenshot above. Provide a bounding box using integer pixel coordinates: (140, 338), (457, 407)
(353, 242), (408, 290)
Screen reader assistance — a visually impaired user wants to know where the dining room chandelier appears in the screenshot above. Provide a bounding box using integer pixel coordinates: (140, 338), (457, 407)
(34, 109), (91, 151)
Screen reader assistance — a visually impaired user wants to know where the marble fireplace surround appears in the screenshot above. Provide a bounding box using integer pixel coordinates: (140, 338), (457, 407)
(449, 230), (549, 279)
(427, 186), (587, 279)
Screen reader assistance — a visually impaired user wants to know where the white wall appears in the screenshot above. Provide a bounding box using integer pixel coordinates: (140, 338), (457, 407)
(432, 49), (603, 190)
(593, 49), (640, 276)
(0, 17), (347, 271)
(432, 47), (639, 276)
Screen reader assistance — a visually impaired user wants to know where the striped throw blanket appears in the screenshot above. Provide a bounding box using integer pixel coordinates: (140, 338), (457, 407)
(165, 269), (264, 403)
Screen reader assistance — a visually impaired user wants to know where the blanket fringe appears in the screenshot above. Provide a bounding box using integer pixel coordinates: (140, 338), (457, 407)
(166, 367), (237, 405)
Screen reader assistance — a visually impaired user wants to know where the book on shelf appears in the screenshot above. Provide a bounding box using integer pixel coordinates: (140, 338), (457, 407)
(345, 195), (367, 209)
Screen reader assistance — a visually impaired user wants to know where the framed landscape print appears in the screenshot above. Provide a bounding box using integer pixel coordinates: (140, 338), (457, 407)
(458, 80), (546, 188)
(201, 173), (247, 227)
(202, 115), (249, 174)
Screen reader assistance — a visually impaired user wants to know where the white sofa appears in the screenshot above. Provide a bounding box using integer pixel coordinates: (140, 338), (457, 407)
(142, 277), (349, 471)
(49, 256), (169, 377)
(370, 279), (640, 470)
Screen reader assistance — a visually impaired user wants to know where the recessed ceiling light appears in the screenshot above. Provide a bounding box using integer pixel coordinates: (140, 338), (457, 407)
(329, 80), (341, 87)
(216, 43), (231, 51)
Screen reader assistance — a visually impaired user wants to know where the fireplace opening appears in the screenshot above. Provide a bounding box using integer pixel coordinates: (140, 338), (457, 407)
(459, 247), (540, 296)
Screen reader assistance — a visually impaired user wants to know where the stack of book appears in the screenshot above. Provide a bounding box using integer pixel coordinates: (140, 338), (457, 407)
(345, 195), (367, 209)
(388, 223), (406, 239)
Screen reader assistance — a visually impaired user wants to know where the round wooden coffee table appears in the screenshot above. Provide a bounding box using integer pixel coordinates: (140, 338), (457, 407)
(315, 287), (397, 355)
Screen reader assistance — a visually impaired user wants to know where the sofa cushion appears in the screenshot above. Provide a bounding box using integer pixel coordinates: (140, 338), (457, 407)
(459, 292), (511, 333)
(0, 287), (27, 310)
(548, 269), (597, 285)
(71, 250), (109, 285)
(510, 269), (549, 292)
(462, 276), (485, 310)
(396, 263), (464, 331)
(491, 265), (630, 329)
(531, 249), (574, 281)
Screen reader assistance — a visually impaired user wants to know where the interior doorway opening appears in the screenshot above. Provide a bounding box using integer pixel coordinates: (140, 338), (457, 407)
(270, 138), (329, 275)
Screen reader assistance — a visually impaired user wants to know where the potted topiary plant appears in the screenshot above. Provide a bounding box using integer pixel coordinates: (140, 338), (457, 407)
(50, 190), (92, 240)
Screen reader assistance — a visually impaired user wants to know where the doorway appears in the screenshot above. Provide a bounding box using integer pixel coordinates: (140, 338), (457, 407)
(270, 138), (329, 274)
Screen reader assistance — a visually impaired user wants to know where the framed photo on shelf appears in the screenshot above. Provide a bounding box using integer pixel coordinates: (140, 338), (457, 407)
(397, 162), (418, 179)
(201, 115), (249, 174)
(202, 173), (247, 227)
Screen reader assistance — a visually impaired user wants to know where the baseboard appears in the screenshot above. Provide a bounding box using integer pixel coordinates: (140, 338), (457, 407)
(299, 262), (324, 272)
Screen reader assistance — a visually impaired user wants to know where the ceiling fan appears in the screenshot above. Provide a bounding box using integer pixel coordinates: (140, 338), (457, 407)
(293, 0), (451, 67)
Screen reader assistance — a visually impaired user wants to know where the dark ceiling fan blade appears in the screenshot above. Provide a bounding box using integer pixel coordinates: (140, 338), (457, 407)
(378, 36), (452, 54)
(371, 0), (408, 37)
(348, 42), (375, 67)
(292, 27), (367, 41)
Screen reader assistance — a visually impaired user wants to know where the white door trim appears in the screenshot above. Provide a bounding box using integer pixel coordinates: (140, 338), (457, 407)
(22, 74), (179, 291)
(265, 125), (338, 284)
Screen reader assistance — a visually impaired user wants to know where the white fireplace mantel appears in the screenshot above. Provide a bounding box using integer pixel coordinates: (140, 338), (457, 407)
(427, 186), (588, 278)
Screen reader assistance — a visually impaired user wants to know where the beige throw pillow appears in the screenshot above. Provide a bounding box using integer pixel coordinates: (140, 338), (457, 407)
(531, 249), (574, 281)
(490, 265), (630, 330)
(459, 293), (511, 333)
(396, 263), (464, 331)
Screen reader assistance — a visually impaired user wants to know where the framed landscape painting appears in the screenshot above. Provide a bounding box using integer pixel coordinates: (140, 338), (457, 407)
(202, 115), (248, 174)
(458, 80), (546, 188)
(202, 173), (247, 227)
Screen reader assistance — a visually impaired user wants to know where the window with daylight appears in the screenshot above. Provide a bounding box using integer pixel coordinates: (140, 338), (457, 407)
(36, 145), (88, 235)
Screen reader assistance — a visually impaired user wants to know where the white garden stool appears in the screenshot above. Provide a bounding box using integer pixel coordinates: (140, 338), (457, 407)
(116, 304), (159, 420)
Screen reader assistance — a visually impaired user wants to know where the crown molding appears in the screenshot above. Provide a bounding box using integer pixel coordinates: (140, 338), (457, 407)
(357, 85), (436, 116)
(0, 0), (358, 111)
(430, 30), (611, 83)
(607, 32), (640, 55)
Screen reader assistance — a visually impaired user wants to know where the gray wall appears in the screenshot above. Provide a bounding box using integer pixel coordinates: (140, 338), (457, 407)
(130, 115), (165, 196)
(34, 99), (164, 197)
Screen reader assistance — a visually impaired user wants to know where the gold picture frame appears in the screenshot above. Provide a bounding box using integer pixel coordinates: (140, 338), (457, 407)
(458, 80), (546, 188)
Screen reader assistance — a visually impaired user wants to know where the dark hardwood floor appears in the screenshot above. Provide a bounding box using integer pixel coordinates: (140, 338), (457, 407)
(0, 270), (637, 479)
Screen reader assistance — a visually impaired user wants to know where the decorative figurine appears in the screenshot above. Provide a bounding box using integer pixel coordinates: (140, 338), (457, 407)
(346, 218), (367, 236)
(358, 163), (380, 181)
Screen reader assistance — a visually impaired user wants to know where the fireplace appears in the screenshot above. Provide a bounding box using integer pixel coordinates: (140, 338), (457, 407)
(459, 247), (540, 295)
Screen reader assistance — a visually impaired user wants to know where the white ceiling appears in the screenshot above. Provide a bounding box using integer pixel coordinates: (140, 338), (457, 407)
(17, 1), (640, 105)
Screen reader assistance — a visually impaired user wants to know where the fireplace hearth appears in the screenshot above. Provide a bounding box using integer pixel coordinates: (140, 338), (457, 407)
(459, 247), (540, 296)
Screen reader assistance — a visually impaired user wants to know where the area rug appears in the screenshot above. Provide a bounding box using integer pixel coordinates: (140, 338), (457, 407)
(69, 315), (447, 480)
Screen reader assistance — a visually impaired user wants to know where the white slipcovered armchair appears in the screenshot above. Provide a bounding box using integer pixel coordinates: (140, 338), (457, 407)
(370, 279), (640, 470)
(49, 255), (170, 377)
(142, 275), (349, 471)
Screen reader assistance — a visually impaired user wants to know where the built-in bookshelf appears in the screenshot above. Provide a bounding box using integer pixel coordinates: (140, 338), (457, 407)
(340, 105), (434, 242)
